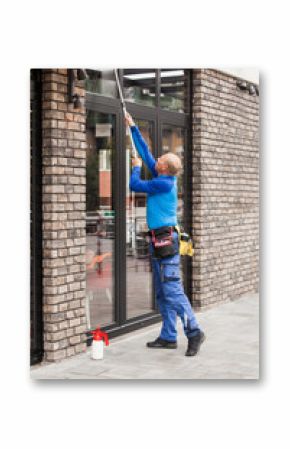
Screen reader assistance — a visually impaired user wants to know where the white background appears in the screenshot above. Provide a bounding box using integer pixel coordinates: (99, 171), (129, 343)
(0, 1), (289, 448)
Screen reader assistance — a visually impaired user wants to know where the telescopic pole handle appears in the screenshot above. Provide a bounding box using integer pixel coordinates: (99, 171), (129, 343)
(114, 69), (137, 158)
(127, 127), (137, 158)
(123, 109), (137, 159)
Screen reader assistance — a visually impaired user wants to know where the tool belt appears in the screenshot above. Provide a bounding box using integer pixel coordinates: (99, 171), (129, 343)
(148, 226), (178, 259)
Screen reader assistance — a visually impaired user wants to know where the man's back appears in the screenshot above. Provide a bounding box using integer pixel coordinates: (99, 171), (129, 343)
(146, 175), (177, 230)
(128, 125), (178, 230)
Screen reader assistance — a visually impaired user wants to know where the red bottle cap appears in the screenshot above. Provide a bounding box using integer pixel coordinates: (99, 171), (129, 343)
(91, 328), (109, 346)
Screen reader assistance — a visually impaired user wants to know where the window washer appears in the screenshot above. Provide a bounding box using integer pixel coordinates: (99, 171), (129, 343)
(126, 112), (205, 357)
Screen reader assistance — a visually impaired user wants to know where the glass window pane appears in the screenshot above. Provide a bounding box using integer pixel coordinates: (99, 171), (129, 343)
(85, 110), (116, 328)
(162, 124), (185, 221)
(123, 69), (156, 107)
(160, 69), (185, 112)
(126, 120), (154, 318)
(162, 124), (186, 281)
(85, 69), (117, 98)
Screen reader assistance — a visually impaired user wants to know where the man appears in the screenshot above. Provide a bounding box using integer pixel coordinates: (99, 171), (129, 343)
(126, 112), (205, 357)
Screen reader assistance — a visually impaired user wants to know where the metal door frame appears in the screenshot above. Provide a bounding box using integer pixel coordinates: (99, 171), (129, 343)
(85, 68), (193, 341)
(86, 95), (161, 340)
(85, 99), (123, 327)
(30, 69), (44, 365)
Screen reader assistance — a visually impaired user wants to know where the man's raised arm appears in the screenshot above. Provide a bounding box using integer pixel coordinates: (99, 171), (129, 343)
(125, 112), (158, 177)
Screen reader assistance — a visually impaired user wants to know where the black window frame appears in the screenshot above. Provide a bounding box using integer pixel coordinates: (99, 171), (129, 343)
(30, 69), (44, 365)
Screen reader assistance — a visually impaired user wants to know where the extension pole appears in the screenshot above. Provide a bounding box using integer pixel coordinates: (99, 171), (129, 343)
(114, 69), (137, 255)
(114, 69), (137, 158)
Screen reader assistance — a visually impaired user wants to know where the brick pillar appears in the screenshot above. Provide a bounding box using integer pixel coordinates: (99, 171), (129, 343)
(191, 70), (203, 309)
(191, 69), (259, 310)
(42, 69), (87, 362)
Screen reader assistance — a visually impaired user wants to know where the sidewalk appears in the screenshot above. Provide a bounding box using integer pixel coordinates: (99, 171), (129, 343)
(31, 293), (259, 380)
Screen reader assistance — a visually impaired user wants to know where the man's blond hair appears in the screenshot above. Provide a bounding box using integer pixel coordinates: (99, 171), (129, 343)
(164, 152), (182, 176)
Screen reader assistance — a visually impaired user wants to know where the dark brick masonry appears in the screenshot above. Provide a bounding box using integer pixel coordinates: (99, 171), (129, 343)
(41, 69), (87, 361)
(191, 69), (259, 310)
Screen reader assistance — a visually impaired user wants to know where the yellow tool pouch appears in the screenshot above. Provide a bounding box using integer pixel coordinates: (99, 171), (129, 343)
(176, 226), (194, 257)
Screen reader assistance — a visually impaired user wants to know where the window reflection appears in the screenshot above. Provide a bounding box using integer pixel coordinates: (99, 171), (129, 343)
(86, 110), (116, 329)
(162, 125), (186, 281)
(85, 70), (117, 97)
(85, 69), (188, 112)
(162, 124), (185, 222)
(123, 69), (156, 107)
(160, 69), (185, 112)
(126, 120), (154, 318)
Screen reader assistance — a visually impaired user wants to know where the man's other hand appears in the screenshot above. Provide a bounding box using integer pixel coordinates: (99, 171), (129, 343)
(132, 157), (142, 167)
(125, 112), (135, 127)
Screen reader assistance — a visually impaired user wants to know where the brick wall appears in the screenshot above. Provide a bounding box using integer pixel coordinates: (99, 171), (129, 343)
(42, 69), (87, 362)
(191, 69), (259, 309)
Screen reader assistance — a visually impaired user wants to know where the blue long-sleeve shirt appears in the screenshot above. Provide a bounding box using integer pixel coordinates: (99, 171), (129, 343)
(129, 125), (177, 230)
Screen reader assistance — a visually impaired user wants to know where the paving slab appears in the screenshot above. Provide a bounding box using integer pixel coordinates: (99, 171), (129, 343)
(30, 293), (259, 380)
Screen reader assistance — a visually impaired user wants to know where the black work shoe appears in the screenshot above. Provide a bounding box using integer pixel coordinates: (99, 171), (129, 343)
(185, 330), (205, 356)
(146, 337), (177, 349)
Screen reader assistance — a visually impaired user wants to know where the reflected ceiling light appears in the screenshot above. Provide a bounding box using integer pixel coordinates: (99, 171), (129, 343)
(161, 82), (184, 87)
(124, 72), (156, 80)
(160, 70), (184, 78)
(124, 70), (184, 81)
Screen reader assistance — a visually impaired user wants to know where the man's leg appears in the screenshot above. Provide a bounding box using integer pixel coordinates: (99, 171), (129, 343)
(147, 256), (178, 347)
(160, 249), (205, 356)
(160, 254), (200, 335)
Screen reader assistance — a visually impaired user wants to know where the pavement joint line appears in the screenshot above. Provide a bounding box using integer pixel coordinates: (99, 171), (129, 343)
(106, 308), (213, 346)
(108, 325), (164, 345)
(69, 369), (109, 376)
(108, 294), (256, 347)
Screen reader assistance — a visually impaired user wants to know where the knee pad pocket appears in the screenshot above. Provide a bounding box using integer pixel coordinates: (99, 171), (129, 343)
(161, 263), (180, 282)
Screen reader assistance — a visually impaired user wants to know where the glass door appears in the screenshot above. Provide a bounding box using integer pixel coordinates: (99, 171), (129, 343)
(85, 95), (161, 336)
(84, 68), (191, 336)
(126, 119), (156, 319)
(85, 109), (117, 329)
(161, 123), (188, 284)
(161, 124), (186, 228)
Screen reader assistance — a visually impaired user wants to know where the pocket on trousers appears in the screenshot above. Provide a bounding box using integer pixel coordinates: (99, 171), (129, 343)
(161, 263), (180, 282)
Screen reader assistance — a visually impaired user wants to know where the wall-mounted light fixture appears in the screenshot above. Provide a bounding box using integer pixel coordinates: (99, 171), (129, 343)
(248, 84), (256, 95)
(77, 69), (88, 81)
(236, 80), (248, 90)
(236, 79), (259, 96)
(68, 69), (88, 108)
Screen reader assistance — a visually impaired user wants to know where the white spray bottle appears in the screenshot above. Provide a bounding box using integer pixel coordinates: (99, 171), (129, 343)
(91, 328), (109, 360)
